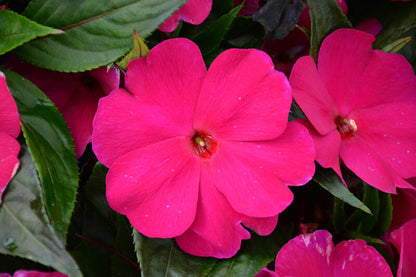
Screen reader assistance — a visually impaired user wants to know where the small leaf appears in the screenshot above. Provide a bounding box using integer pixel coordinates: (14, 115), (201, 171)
(314, 166), (371, 214)
(253, 0), (306, 39)
(381, 36), (413, 53)
(0, 9), (63, 55)
(0, 145), (81, 277)
(192, 5), (242, 58)
(14, 0), (188, 72)
(308, 0), (352, 60)
(3, 68), (79, 243)
(117, 30), (150, 71)
(369, 189), (393, 237)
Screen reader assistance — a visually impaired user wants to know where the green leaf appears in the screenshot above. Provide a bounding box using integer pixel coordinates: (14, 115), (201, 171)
(381, 36), (413, 53)
(308, 0), (352, 60)
(14, 0), (188, 72)
(345, 183), (379, 234)
(116, 30), (150, 71)
(314, 166), (371, 214)
(135, 223), (293, 277)
(0, 145), (81, 277)
(372, 191), (392, 237)
(192, 5), (242, 57)
(134, 232), (216, 277)
(344, 231), (385, 245)
(0, 9), (63, 55)
(332, 197), (346, 234)
(374, 1), (416, 49)
(3, 68), (79, 243)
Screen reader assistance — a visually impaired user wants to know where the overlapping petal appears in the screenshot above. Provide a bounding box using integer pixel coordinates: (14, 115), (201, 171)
(175, 165), (278, 258)
(391, 178), (416, 231)
(194, 48), (291, 141)
(290, 56), (338, 135)
(158, 0), (212, 32)
(106, 137), (200, 238)
(0, 72), (20, 138)
(389, 219), (416, 277)
(207, 122), (314, 217)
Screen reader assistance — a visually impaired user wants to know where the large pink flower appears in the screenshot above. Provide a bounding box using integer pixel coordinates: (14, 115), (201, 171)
(257, 230), (393, 277)
(0, 71), (20, 204)
(289, 28), (416, 193)
(6, 58), (120, 158)
(390, 219), (416, 277)
(92, 38), (315, 258)
(158, 0), (212, 32)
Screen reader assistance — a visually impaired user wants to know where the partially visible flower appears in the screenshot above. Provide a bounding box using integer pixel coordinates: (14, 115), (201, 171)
(92, 38), (315, 258)
(158, 0), (212, 32)
(261, 0), (348, 76)
(0, 71), (20, 204)
(6, 58), (119, 158)
(233, 0), (260, 16)
(355, 18), (383, 36)
(289, 28), (416, 193)
(389, 219), (416, 277)
(390, 178), (416, 231)
(1, 270), (67, 277)
(256, 230), (393, 277)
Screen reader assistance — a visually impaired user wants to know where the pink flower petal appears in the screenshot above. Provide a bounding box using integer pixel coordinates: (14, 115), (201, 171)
(93, 88), (194, 167)
(176, 166), (278, 258)
(296, 119), (343, 179)
(106, 137), (200, 238)
(274, 230), (333, 276)
(332, 239), (393, 276)
(391, 181), (416, 231)
(355, 18), (383, 36)
(125, 37), (205, 125)
(349, 102), (416, 179)
(194, 48), (291, 141)
(0, 72), (20, 138)
(317, 29), (416, 116)
(254, 268), (279, 277)
(13, 270), (67, 277)
(158, 0), (212, 32)
(207, 121), (314, 217)
(290, 56), (338, 135)
(340, 135), (413, 193)
(88, 67), (120, 95)
(0, 154), (20, 204)
(390, 219), (416, 277)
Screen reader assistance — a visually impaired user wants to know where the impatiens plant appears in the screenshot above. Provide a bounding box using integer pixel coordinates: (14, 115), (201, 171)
(290, 28), (416, 193)
(0, 0), (415, 276)
(92, 38), (315, 258)
(0, 72), (20, 204)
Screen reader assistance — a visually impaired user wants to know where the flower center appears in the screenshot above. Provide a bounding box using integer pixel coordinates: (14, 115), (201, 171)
(192, 132), (217, 159)
(335, 116), (357, 137)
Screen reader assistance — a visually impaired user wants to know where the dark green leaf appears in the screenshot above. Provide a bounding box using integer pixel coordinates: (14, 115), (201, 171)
(134, 232), (216, 277)
(0, 9), (63, 55)
(345, 183), (379, 234)
(213, 0), (234, 14)
(192, 5), (242, 57)
(373, 1), (416, 49)
(253, 0), (306, 39)
(3, 68), (78, 243)
(112, 215), (141, 277)
(308, 0), (352, 60)
(14, 0), (188, 72)
(135, 223), (292, 277)
(0, 145), (81, 277)
(207, 223), (293, 276)
(344, 231), (384, 245)
(332, 197), (346, 234)
(368, 189), (392, 237)
(314, 166), (371, 214)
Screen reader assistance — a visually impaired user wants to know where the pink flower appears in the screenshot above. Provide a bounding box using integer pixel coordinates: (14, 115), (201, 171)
(92, 38), (315, 258)
(289, 28), (416, 193)
(390, 178), (416, 231)
(389, 219), (416, 277)
(233, 0), (260, 16)
(158, 0), (212, 32)
(1, 270), (67, 277)
(256, 230), (393, 277)
(0, 71), (20, 204)
(6, 58), (120, 158)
